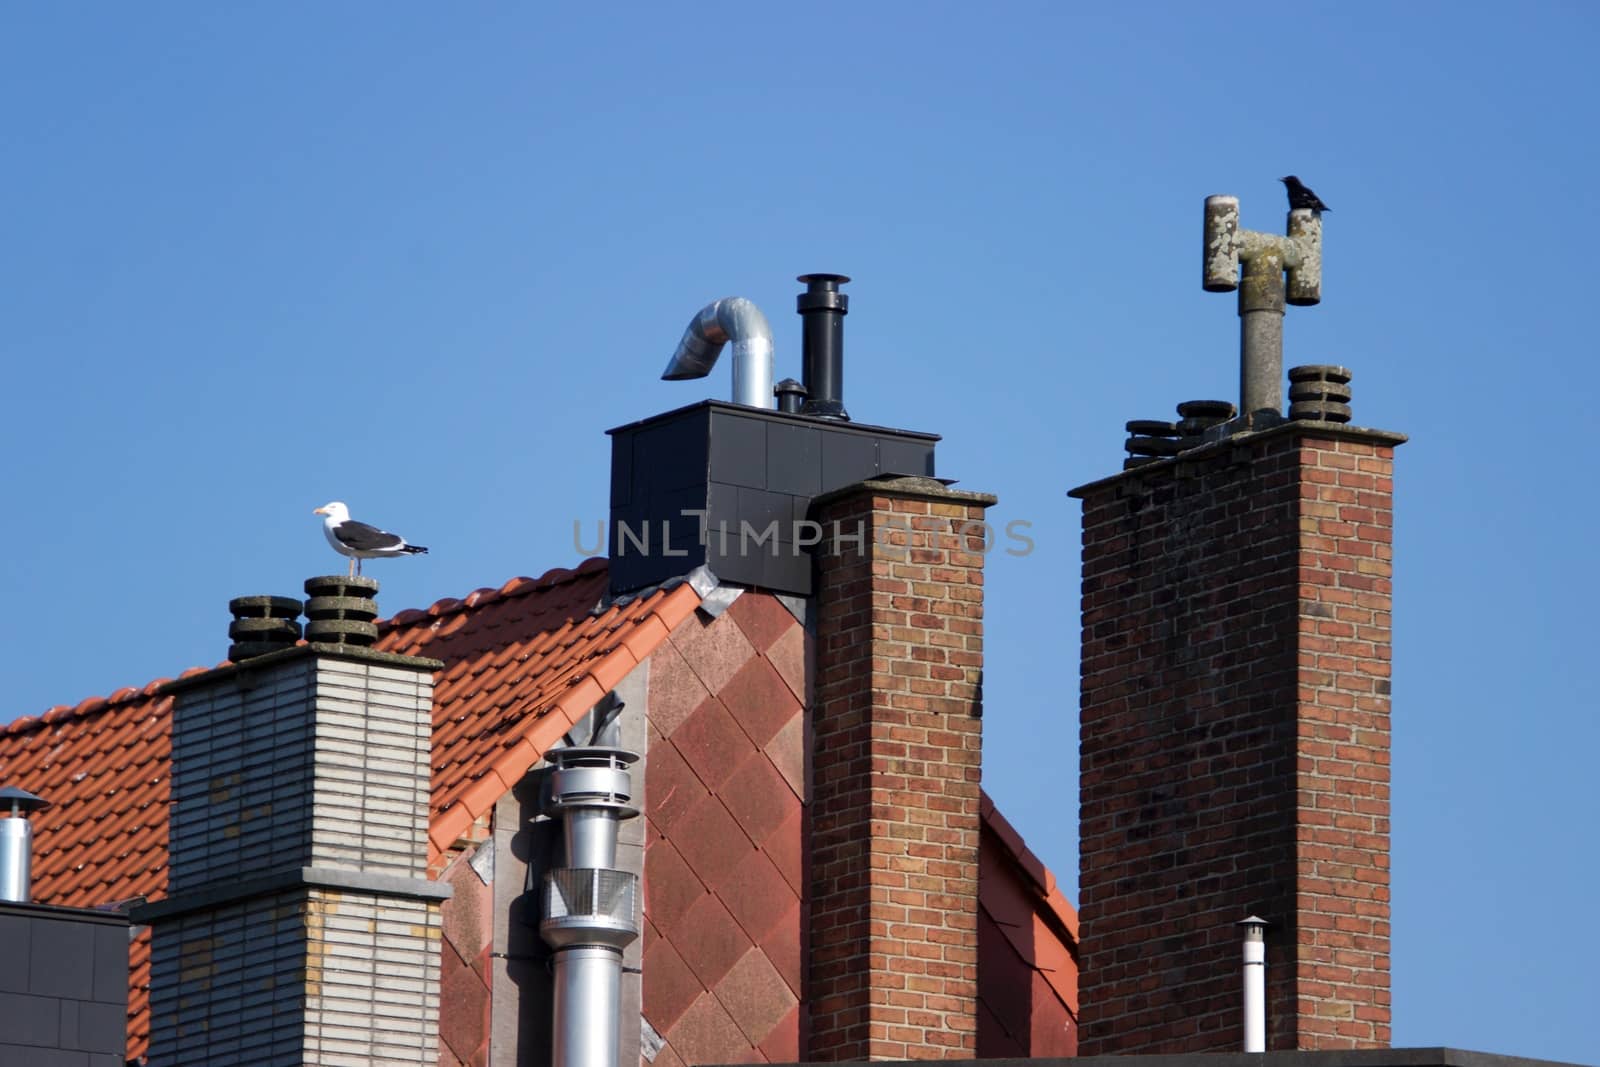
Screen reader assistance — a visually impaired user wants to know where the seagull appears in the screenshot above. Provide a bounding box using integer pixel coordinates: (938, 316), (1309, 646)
(313, 502), (428, 577)
(1280, 175), (1331, 215)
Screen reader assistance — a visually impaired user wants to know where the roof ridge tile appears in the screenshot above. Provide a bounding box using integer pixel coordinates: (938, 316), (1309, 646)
(377, 557), (610, 630)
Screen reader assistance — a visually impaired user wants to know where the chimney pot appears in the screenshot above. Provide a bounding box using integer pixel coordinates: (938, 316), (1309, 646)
(1175, 400), (1238, 449)
(303, 575), (380, 647)
(1288, 364), (1353, 423)
(226, 595), (303, 662)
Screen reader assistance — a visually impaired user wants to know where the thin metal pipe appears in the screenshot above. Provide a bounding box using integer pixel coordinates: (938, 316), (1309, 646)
(661, 297), (776, 408)
(796, 273), (850, 420)
(552, 947), (625, 1067)
(0, 788), (48, 904)
(563, 809), (619, 869)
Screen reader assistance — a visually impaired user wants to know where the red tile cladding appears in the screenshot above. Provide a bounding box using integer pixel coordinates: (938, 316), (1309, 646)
(639, 638), (711, 738)
(664, 990), (757, 1067)
(977, 790), (1079, 1057)
(439, 935), (490, 1065)
(764, 623), (806, 701)
(757, 1002), (801, 1063)
(715, 657), (802, 749)
(717, 948), (799, 1047)
(670, 697), (757, 795)
(643, 597), (807, 1060)
(643, 935), (704, 1036)
(717, 848), (794, 946)
(667, 609), (756, 695)
(643, 834), (706, 940)
(762, 713), (805, 800)
(671, 791), (755, 890)
(724, 591), (796, 654)
(0, 558), (697, 1061)
(439, 850), (494, 1066)
(671, 892), (753, 991)
(758, 899), (804, 999)
(643, 739), (706, 840)
(719, 754), (799, 865)
(761, 807), (804, 898)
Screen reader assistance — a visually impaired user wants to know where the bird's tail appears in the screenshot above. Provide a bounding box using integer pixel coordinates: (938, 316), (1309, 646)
(402, 545), (429, 555)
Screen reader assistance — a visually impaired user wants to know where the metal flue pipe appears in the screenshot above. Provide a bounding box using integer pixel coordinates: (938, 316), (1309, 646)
(1239, 916), (1269, 1052)
(541, 746), (641, 1067)
(0, 786), (50, 904)
(661, 297), (776, 408)
(796, 273), (850, 420)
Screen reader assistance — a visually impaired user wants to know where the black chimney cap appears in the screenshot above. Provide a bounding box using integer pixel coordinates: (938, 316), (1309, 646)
(0, 786), (49, 813)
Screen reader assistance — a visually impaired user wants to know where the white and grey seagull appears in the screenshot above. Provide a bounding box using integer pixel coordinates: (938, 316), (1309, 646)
(313, 501), (428, 577)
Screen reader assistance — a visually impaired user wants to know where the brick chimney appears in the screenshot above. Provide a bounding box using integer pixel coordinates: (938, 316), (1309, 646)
(808, 475), (995, 1060)
(135, 578), (450, 1064)
(1071, 423), (1402, 1053)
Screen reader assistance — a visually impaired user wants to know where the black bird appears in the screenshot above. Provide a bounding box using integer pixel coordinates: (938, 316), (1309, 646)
(1280, 175), (1331, 215)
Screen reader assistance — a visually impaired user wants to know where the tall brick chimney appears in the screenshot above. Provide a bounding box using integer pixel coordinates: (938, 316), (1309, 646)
(135, 578), (451, 1064)
(1071, 423), (1403, 1053)
(808, 475), (995, 1061)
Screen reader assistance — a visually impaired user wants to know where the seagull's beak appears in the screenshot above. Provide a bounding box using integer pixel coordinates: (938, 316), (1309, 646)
(313, 507), (328, 515)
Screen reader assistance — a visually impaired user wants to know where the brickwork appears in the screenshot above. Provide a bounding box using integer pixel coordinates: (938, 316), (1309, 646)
(809, 476), (995, 1061)
(1074, 428), (1397, 1053)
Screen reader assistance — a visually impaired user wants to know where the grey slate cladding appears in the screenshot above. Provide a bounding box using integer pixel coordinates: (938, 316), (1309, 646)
(0, 902), (129, 1066)
(607, 400), (939, 595)
(147, 646), (443, 1066)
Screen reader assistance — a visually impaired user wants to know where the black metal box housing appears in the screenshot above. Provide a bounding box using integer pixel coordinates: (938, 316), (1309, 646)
(607, 401), (938, 595)
(0, 901), (129, 1066)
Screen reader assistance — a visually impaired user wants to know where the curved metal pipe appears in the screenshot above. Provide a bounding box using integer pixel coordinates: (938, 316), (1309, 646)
(660, 297), (775, 409)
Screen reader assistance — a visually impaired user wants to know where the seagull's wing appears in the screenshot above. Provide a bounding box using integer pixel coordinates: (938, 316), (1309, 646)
(333, 520), (406, 552)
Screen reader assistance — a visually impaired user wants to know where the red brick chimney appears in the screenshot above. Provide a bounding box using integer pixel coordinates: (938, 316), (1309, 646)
(808, 475), (995, 1060)
(1072, 424), (1402, 1053)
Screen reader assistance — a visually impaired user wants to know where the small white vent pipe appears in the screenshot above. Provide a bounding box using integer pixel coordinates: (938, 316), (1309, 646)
(0, 786), (50, 904)
(1239, 915), (1268, 1052)
(660, 297), (776, 408)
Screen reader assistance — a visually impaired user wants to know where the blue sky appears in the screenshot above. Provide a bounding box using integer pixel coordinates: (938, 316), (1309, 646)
(3, 4), (1596, 1062)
